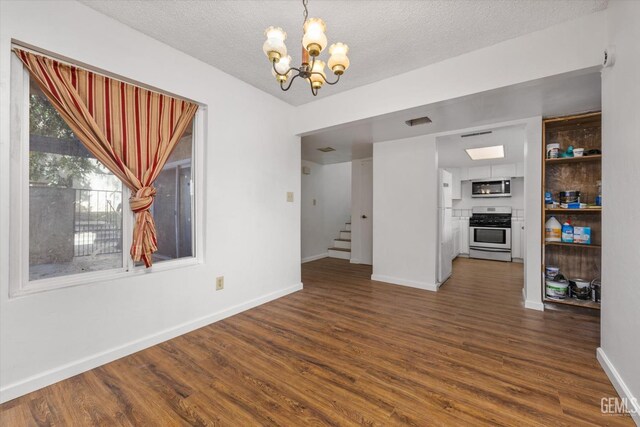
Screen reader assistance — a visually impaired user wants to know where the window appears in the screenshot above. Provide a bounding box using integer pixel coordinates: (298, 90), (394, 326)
(10, 52), (203, 295)
(28, 77), (124, 280)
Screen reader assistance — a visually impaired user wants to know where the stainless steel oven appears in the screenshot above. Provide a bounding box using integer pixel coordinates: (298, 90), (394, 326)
(469, 207), (512, 262)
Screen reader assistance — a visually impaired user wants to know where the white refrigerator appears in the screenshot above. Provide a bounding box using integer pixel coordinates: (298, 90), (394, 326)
(437, 169), (453, 285)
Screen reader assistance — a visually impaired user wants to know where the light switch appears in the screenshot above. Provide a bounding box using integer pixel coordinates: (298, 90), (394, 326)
(287, 192), (294, 202)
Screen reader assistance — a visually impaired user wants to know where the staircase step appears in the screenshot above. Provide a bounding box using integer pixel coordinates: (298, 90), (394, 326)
(328, 247), (351, 260)
(333, 239), (351, 249)
(339, 231), (351, 239)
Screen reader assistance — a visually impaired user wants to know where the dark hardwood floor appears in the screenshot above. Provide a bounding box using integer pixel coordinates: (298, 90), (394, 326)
(0, 257), (631, 426)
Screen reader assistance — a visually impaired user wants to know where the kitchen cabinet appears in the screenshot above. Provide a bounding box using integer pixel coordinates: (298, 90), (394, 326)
(511, 218), (525, 260)
(452, 218), (460, 258)
(445, 168), (462, 200)
(458, 167), (469, 181)
(467, 166), (491, 180)
(491, 163), (517, 178)
(459, 217), (470, 254)
(457, 162), (524, 182)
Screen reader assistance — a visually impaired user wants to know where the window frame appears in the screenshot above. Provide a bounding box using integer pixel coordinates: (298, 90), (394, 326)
(9, 50), (206, 298)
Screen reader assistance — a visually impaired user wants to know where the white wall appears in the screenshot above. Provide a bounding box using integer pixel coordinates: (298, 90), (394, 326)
(323, 162), (352, 248)
(599, 0), (640, 421)
(293, 11), (606, 136)
(372, 135), (438, 291)
(0, 1), (301, 402)
(452, 178), (525, 212)
(522, 117), (543, 311)
(301, 160), (326, 261)
(300, 160), (351, 262)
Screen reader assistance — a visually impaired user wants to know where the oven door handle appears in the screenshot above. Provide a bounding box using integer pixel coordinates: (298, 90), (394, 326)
(469, 246), (511, 253)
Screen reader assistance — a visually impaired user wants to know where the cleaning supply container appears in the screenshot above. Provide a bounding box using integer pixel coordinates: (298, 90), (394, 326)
(545, 216), (562, 242)
(561, 220), (574, 243)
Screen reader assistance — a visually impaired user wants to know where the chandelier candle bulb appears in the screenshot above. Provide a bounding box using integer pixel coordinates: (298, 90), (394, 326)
(302, 18), (327, 56)
(272, 55), (292, 82)
(309, 60), (326, 89)
(328, 43), (350, 74)
(263, 26), (287, 62)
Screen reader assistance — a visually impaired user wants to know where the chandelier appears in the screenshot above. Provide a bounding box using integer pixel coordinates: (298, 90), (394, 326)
(262, 0), (350, 96)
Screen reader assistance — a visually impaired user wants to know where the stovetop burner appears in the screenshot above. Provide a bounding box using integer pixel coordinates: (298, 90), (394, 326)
(470, 207), (512, 228)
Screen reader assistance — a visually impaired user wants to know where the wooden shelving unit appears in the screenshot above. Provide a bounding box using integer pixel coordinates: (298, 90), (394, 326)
(545, 154), (602, 164)
(542, 112), (602, 311)
(543, 297), (601, 310)
(545, 242), (601, 249)
(545, 208), (601, 214)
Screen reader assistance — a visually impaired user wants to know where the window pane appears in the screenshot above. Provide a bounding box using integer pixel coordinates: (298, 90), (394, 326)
(29, 77), (123, 280)
(151, 121), (194, 263)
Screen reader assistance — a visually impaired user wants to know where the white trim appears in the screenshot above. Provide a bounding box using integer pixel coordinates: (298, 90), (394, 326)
(597, 348), (640, 425)
(350, 258), (361, 264)
(302, 253), (328, 263)
(524, 299), (545, 311)
(0, 282), (303, 404)
(371, 274), (439, 292)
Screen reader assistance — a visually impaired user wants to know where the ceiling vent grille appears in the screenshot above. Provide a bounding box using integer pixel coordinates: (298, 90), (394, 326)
(405, 116), (432, 127)
(460, 130), (493, 138)
(317, 146), (336, 152)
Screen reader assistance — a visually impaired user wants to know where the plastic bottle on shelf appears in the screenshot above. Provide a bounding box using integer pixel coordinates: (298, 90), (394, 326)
(561, 219), (574, 243)
(545, 216), (562, 242)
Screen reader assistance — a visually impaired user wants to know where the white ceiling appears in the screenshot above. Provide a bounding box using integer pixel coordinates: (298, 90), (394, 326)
(436, 126), (524, 169)
(301, 69), (601, 164)
(80, 0), (607, 106)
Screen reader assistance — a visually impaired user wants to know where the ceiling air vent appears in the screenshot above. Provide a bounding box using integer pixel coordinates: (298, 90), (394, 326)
(317, 147), (336, 152)
(405, 116), (432, 127)
(460, 130), (492, 138)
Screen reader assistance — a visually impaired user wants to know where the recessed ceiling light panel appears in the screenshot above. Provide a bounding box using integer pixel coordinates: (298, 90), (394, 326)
(465, 145), (505, 160)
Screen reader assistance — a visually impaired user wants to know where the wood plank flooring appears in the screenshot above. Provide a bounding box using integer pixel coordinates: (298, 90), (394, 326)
(0, 257), (632, 426)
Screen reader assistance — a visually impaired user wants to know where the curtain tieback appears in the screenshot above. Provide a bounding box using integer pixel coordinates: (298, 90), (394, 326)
(130, 186), (156, 213)
(130, 186), (158, 267)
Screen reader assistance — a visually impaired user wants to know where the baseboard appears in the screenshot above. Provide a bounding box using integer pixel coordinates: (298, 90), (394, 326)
(597, 348), (640, 425)
(524, 299), (545, 311)
(371, 274), (438, 292)
(301, 253), (328, 263)
(0, 283), (303, 404)
(350, 258), (360, 264)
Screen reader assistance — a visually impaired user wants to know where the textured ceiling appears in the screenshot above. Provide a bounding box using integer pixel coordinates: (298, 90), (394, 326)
(80, 0), (607, 106)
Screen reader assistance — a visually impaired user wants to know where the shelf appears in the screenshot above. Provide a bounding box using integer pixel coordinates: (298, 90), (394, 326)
(544, 297), (601, 310)
(545, 242), (601, 249)
(545, 208), (601, 214)
(545, 154), (601, 164)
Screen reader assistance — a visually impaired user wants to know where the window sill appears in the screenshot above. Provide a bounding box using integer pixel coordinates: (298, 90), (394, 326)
(10, 257), (202, 299)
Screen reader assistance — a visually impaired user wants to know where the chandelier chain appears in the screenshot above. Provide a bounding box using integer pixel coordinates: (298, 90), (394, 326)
(302, 0), (309, 27)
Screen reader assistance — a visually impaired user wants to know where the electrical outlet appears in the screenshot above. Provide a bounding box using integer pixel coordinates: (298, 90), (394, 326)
(287, 192), (294, 202)
(216, 276), (224, 291)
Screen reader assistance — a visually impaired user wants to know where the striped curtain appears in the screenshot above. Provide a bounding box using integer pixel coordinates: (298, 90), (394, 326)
(15, 48), (198, 267)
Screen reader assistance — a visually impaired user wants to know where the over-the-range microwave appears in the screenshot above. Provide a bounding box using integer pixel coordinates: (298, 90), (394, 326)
(471, 178), (511, 198)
